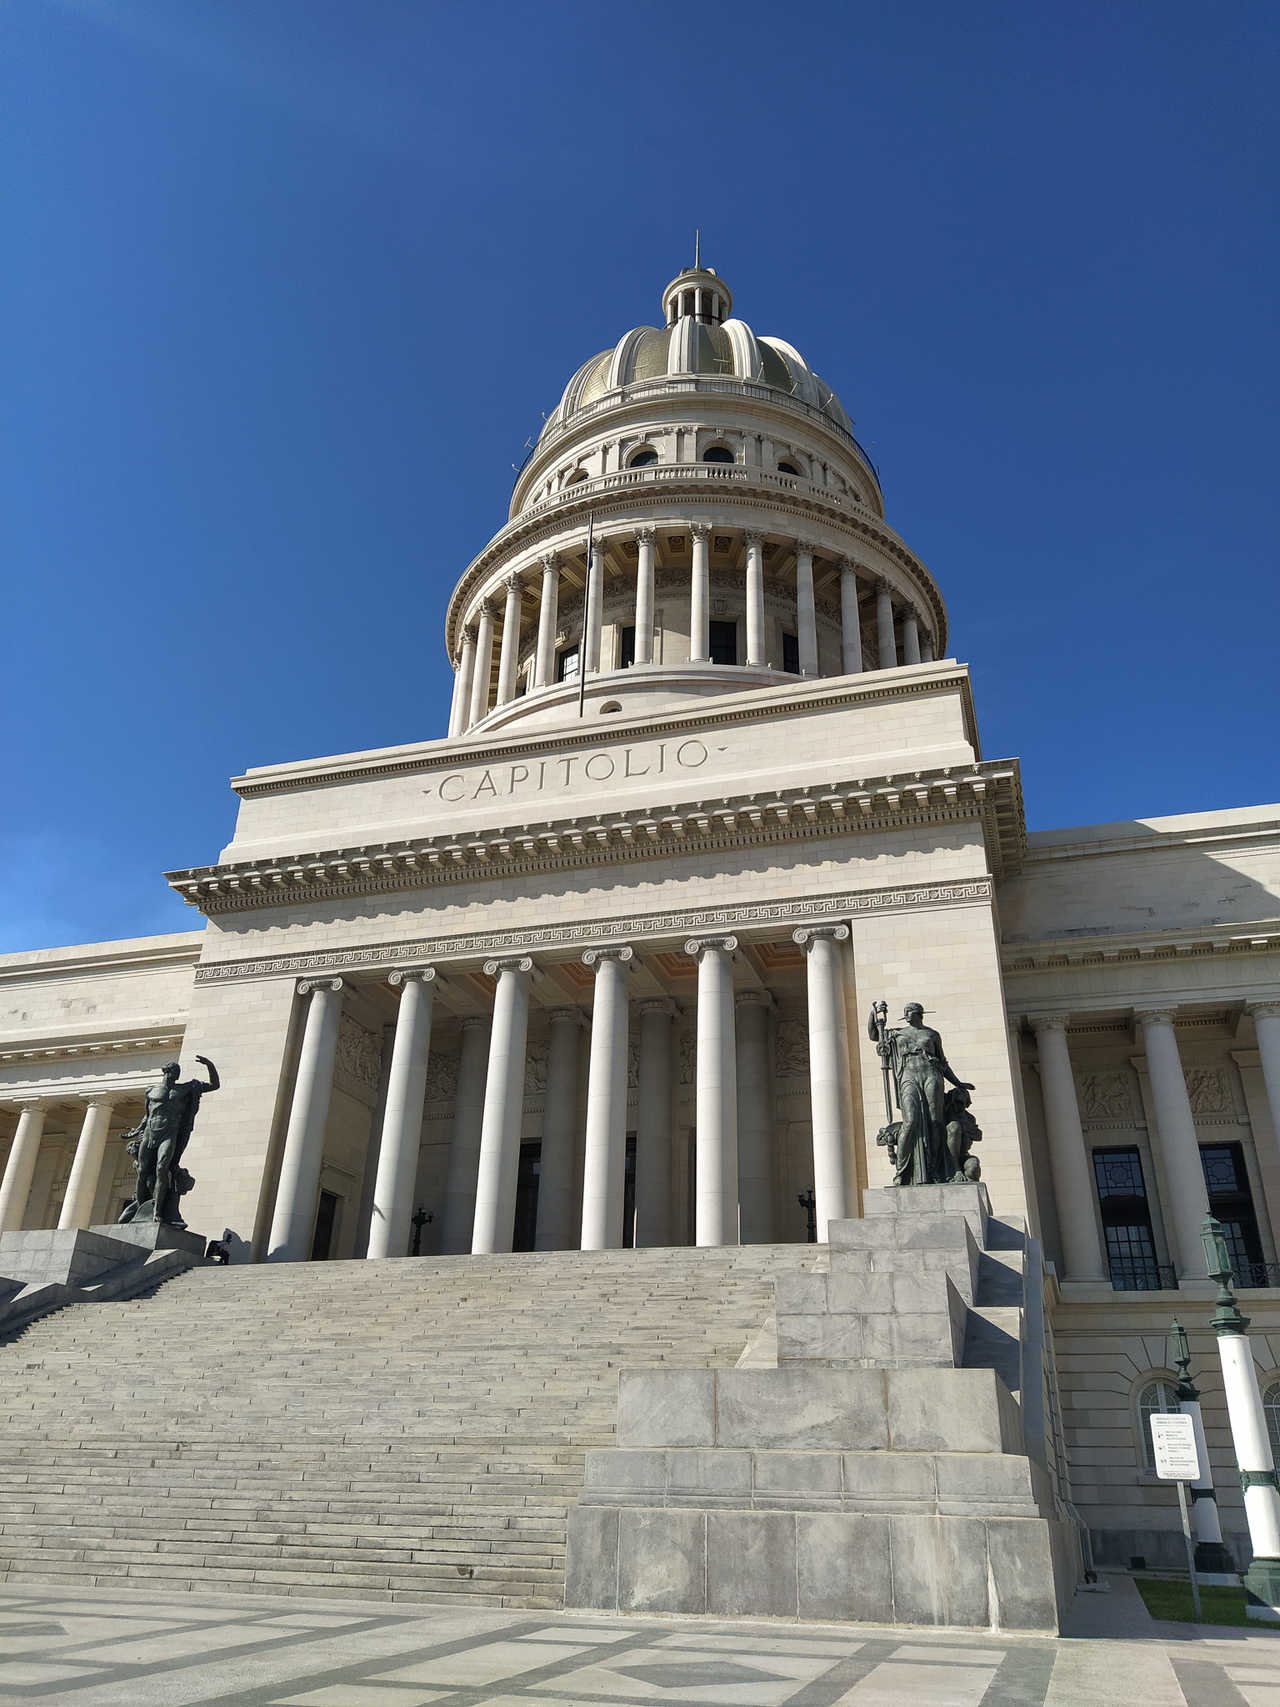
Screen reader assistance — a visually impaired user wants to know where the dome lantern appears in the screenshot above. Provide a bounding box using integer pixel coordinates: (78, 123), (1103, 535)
(661, 264), (732, 327)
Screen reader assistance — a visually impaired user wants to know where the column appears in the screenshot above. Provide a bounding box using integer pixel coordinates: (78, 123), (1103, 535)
(440, 1016), (490, 1253)
(471, 956), (532, 1254)
(354, 1021), (396, 1256)
(902, 609), (921, 664)
(535, 1008), (583, 1251)
(921, 634), (935, 663)
(1211, 1282), (1280, 1613)
(495, 575), (523, 706)
(634, 528), (656, 665)
(534, 555), (560, 688)
(584, 536), (605, 674)
(366, 969), (436, 1260)
(0, 1102), (47, 1233)
(1177, 1385), (1233, 1572)
(1029, 1015), (1107, 1281)
(744, 531), (765, 666)
(1250, 1003), (1280, 1151)
(685, 935), (739, 1246)
(58, 1099), (115, 1231)
(735, 991), (775, 1244)
(689, 523), (710, 663)
(795, 543), (818, 676)
(468, 600), (496, 727)
(839, 560), (863, 673)
(580, 947), (633, 1250)
(268, 978), (345, 1261)
(634, 999), (675, 1247)
(794, 926), (855, 1239)
(452, 626), (477, 735)
(876, 580), (897, 669)
(1137, 1008), (1211, 1280)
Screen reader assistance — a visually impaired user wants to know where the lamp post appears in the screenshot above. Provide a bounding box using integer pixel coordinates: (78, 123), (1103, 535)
(1170, 1316), (1234, 1575)
(1202, 1214), (1280, 1619)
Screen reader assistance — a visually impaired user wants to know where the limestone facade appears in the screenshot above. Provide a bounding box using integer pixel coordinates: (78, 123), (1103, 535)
(2, 264), (1278, 1571)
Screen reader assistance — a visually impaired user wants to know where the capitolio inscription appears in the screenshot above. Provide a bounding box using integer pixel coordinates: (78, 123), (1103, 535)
(423, 737), (715, 804)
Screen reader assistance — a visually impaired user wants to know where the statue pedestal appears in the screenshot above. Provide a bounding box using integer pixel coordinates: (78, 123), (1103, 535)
(89, 1222), (207, 1259)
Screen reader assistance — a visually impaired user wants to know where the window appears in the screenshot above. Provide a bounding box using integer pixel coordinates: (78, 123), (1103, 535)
(619, 625), (636, 668)
(1138, 1379), (1179, 1470)
(1093, 1146), (1163, 1289)
(778, 460), (801, 476)
(709, 620), (737, 665)
(1201, 1143), (1265, 1285)
(782, 631), (800, 674)
(628, 448), (658, 468)
(556, 645), (580, 683)
(702, 445), (734, 464)
(564, 468), (588, 487)
(1265, 1382), (1280, 1458)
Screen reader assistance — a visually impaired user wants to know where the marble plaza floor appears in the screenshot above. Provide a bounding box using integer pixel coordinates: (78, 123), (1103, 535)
(0, 1577), (1277, 1707)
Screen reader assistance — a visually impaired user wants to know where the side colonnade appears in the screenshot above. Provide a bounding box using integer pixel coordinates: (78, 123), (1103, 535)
(264, 925), (859, 1264)
(448, 525), (938, 736)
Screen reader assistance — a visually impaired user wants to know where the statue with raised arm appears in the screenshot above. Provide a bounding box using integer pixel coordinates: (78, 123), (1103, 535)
(867, 1001), (974, 1186)
(119, 1056), (220, 1227)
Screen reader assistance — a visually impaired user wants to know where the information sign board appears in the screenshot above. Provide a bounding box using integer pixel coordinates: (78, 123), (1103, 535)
(1151, 1412), (1201, 1481)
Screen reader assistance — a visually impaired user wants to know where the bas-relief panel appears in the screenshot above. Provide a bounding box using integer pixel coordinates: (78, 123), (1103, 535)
(334, 1014), (381, 1105)
(1076, 1070), (1137, 1124)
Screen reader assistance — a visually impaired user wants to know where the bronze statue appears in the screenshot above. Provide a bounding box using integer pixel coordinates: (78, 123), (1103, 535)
(868, 1001), (974, 1186)
(119, 1056), (219, 1227)
(944, 1084), (982, 1182)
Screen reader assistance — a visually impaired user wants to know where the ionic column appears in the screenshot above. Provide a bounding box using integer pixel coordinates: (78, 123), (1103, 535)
(1137, 1007), (1211, 1280)
(584, 536), (605, 674)
(268, 978), (345, 1262)
(468, 600), (496, 727)
(1029, 1015), (1107, 1281)
(471, 956), (533, 1254)
(1249, 1003), (1280, 1155)
(452, 626), (477, 735)
(902, 609), (922, 665)
(534, 556), (560, 688)
(685, 935), (739, 1246)
(580, 947), (633, 1250)
(876, 580), (897, 669)
(0, 1102), (47, 1233)
(921, 633), (935, 663)
(535, 1008), (583, 1251)
(495, 575), (523, 706)
(634, 528), (656, 665)
(744, 531), (766, 666)
(689, 523), (711, 663)
(794, 926), (855, 1239)
(795, 543), (818, 676)
(58, 1099), (116, 1230)
(839, 560), (863, 674)
(735, 990), (775, 1244)
(440, 1016), (490, 1253)
(634, 999), (675, 1248)
(366, 969), (436, 1260)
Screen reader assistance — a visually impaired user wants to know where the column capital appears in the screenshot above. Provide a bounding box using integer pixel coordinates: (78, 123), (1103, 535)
(684, 934), (738, 959)
(483, 955), (533, 977)
(1248, 1001), (1280, 1021)
(795, 536), (816, 556)
(839, 556), (859, 576)
(735, 988), (775, 1012)
(1027, 1012), (1071, 1034)
(459, 1013), (491, 1034)
(634, 526), (656, 547)
(875, 576), (894, 596)
(546, 1005), (587, 1027)
(690, 521), (712, 541)
(3, 1096), (48, 1114)
(638, 997), (678, 1018)
(460, 623), (478, 646)
(81, 1096), (116, 1113)
(582, 945), (634, 968)
(297, 976), (345, 996)
(388, 966), (437, 989)
(476, 596), (496, 619)
(502, 572), (524, 597)
(744, 529), (764, 548)
(793, 923), (850, 948)
(540, 552), (561, 573)
(1135, 1006), (1179, 1029)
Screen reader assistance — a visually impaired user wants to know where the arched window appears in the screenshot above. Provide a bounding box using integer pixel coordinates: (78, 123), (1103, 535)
(777, 460), (801, 476)
(703, 445), (734, 464)
(563, 468), (588, 487)
(1138, 1378), (1179, 1469)
(628, 448), (658, 468)
(1265, 1381), (1280, 1458)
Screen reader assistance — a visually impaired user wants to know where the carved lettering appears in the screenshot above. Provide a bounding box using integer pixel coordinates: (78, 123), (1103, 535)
(424, 735), (713, 807)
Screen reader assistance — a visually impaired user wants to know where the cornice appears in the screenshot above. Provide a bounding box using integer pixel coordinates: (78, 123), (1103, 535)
(1002, 920), (1280, 974)
(0, 1021), (185, 1067)
(168, 763), (1023, 918)
(190, 877), (995, 985)
(232, 665), (982, 797)
(444, 466), (945, 659)
(0, 936), (203, 986)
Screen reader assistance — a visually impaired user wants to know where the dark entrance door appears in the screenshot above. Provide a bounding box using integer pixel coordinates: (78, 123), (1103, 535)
(311, 1189), (339, 1261)
(513, 1141), (542, 1251)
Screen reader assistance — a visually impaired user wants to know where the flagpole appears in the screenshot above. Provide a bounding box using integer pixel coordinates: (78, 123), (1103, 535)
(577, 516), (593, 720)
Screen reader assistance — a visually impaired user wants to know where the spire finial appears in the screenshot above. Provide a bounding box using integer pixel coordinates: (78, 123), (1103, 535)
(694, 228), (700, 269)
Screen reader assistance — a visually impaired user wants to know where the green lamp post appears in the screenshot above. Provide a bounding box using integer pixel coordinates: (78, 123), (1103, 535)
(1201, 1215), (1280, 1618)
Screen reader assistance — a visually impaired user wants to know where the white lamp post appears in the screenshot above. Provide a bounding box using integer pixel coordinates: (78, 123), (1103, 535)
(1170, 1317), (1234, 1575)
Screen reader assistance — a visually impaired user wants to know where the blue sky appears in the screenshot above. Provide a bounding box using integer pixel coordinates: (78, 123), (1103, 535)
(3, 1), (1277, 952)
